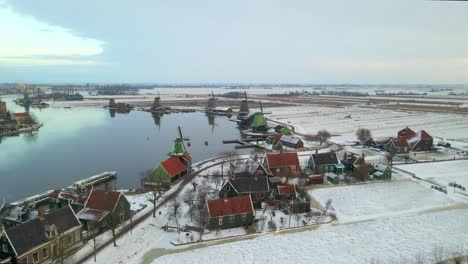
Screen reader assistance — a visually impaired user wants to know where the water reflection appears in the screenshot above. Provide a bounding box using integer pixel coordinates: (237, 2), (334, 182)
(0, 95), (242, 201)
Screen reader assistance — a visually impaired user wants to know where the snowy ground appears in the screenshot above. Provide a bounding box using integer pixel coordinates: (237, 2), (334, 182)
(153, 209), (468, 264)
(396, 160), (468, 193)
(309, 180), (456, 223)
(266, 105), (468, 142)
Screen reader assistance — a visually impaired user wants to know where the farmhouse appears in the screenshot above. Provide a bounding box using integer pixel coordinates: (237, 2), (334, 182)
(279, 135), (304, 149)
(407, 130), (433, 151)
(206, 196), (255, 230)
(219, 177), (270, 208)
(76, 190), (130, 232)
(49, 189), (88, 213)
(277, 185), (296, 200)
(383, 138), (410, 154)
(264, 152), (302, 178)
(398, 127), (416, 139)
(308, 152), (342, 174)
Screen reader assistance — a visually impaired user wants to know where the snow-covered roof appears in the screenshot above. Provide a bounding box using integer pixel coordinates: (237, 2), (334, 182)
(375, 164), (389, 172)
(76, 208), (109, 222)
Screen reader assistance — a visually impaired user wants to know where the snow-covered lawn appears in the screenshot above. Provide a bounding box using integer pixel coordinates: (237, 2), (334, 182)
(309, 180), (455, 222)
(267, 105), (468, 141)
(396, 160), (468, 188)
(153, 209), (468, 264)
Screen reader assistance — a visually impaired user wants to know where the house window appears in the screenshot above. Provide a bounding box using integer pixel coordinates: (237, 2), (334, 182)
(276, 168), (280, 174)
(21, 258), (27, 264)
(52, 244), (57, 257)
(2, 244), (8, 253)
(42, 248), (48, 259)
(67, 234), (73, 245)
(33, 252), (39, 263)
(241, 213), (247, 221)
(120, 212), (125, 223)
(229, 215), (235, 224)
(226, 185), (230, 191)
(218, 217), (223, 225)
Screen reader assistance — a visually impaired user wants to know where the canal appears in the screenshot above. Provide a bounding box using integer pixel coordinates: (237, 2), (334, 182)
(0, 95), (243, 201)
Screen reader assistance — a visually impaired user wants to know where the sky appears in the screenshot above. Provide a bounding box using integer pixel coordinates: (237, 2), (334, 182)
(0, 0), (468, 84)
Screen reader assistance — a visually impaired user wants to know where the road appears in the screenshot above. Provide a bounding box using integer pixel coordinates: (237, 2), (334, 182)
(73, 156), (245, 264)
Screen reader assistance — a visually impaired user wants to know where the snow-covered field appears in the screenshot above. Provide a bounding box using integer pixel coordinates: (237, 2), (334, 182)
(153, 209), (468, 264)
(309, 180), (455, 222)
(396, 160), (468, 189)
(266, 105), (468, 142)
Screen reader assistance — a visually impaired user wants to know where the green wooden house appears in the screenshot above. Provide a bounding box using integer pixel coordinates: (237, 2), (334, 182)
(308, 152), (343, 174)
(207, 196), (255, 230)
(372, 164), (392, 180)
(383, 138), (409, 154)
(146, 127), (192, 187)
(76, 190), (131, 232)
(219, 177), (269, 208)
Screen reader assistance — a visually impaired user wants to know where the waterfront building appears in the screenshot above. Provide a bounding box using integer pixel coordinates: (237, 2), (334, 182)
(76, 190), (130, 233)
(0, 206), (82, 264)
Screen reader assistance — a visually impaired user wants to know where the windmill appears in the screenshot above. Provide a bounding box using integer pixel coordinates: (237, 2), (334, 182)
(237, 91), (250, 120)
(250, 101), (271, 132)
(168, 126), (190, 157)
(207, 91), (217, 112)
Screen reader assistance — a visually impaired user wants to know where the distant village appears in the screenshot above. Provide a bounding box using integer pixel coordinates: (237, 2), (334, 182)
(1, 86), (467, 264)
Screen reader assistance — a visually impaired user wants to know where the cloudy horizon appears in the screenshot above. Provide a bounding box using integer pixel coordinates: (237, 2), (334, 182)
(1, 0), (468, 84)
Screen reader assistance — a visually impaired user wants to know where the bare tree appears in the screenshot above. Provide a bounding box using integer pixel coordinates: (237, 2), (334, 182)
(414, 253), (426, 264)
(146, 190), (161, 218)
(317, 130), (331, 145)
(323, 199), (333, 215)
(401, 154), (410, 164)
(183, 191), (195, 222)
(356, 128), (372, 144)
(385, 152), (395, 167)
(192, 185), (210, 239)
(294, 213), (302, 226)
(191, 182), (198, 191)
(167, 200), (182, 230)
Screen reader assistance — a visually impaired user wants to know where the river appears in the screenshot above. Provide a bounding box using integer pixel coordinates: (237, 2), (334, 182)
(0, 95), (242, 201)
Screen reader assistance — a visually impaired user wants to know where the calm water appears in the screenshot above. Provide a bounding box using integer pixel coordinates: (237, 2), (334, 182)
(0, 95), (242, 201)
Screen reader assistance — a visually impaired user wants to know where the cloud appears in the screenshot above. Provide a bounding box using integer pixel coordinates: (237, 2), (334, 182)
(0, 4), (104, 67)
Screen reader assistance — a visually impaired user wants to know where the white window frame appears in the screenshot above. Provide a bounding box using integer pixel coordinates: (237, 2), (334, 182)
(229, 215), (235, 224)
(120, 212), (125, 223)
(218, 217), (223, 225)
(2, 244), (8, 253)
(42, 247), (48, 259)
(33, 251), (39, 263)
(241, 213), (247, 222)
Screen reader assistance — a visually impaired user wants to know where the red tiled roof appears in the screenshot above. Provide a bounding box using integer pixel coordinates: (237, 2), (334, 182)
(271, 134), (282, 145)
(398, 127), (416, 139)
(392, 138), (409, 148)
(278, 185), (295, 195)
(419, 130), (432, 140)
(84, 190), (121, 212)
(161, 157), (187, 177)
(13, 113), (30, 118)
(266, 152), (300, 168)
(181, 155), (191, 161)
(207, 196), (254, 218)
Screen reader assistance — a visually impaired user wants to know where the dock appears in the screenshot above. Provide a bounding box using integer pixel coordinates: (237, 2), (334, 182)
(70, 171), (117, 193)
(223, 138), (266, 149)
(11, 190), (54, 207)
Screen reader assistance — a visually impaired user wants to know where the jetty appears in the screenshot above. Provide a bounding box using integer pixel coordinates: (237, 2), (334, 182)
(70, 171), (117, 193)
(223, 138), (266, 149)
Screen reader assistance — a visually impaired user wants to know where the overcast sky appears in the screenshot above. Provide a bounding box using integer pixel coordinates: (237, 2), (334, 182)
(0, 0), (467, 84)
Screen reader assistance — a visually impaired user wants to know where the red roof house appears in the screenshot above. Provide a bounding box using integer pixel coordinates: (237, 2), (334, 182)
(398, 127), (416, 139)
(264, 152), (302, 178)
(161, 157), (189, 177)
(206, 196), (255, 229)
(77, 190), (130, 230)
(277, 185), (296, 196)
